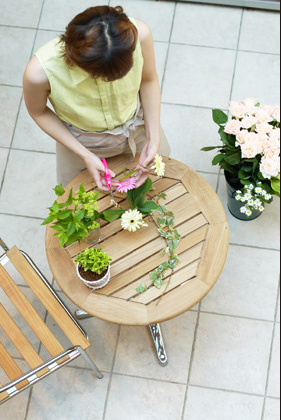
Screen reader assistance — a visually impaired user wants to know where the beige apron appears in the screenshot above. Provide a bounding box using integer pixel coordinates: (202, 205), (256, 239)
(56, 98), (170, 186)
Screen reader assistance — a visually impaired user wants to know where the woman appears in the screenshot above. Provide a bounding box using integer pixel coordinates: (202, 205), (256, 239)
(23, 5), (170, 189)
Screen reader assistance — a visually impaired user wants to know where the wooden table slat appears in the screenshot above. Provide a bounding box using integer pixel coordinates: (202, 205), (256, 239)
(110, 226), (208, 299)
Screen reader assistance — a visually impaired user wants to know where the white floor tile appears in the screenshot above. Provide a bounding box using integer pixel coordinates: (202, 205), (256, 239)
(267, 325), (280, 398)
(0, 86), (22, 147)
(0, 150), (56, 218)
(0, 0), (43, 27)
(113, 311), (197, 383)
(231, 51), (280, 105)
(239, 10), (280, 54)
(39, 0), (109, 31)
(172, 3), (241, 49)
(26, 368), (110, 420)
(33, 30), (63, 55)
(13, 100), (56, 153)
(154, 42), (168, 87)
(264, 398), (281, 420)
(217, 174), (280, 250)
(0, 27), (36, 86)
(183, 386), (263, 420)
(105, 374), (186, 420)
(110, 0), (175, 42)
(161, 103), (223, 174)
(162, 44), (236, 108)
(201, 245), (280, 321)
(190, 313), (273, 394)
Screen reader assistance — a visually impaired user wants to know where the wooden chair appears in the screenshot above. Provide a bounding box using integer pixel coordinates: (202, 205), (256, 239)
(0, 238), (103, 405)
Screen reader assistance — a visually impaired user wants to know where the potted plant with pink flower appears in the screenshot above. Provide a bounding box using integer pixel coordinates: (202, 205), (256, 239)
(202, 98), (280, 220)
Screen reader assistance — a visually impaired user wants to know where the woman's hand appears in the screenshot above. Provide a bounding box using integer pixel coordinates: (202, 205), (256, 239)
(134, 142), (158, 187)
(83, 153), (117, 191)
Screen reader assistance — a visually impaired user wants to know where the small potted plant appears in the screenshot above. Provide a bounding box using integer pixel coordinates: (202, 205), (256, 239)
(202, 98), (280, 220)
(42, 184), (101, 246)
(75, 247), (112, 290)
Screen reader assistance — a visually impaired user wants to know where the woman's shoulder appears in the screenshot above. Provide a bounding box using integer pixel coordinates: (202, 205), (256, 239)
(133, 18), (152, 44)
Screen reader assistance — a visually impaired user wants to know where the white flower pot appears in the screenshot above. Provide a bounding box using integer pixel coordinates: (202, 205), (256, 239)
(76, 264), (111, 291)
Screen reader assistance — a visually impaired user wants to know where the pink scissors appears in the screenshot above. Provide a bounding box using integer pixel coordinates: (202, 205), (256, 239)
(102, 158), (117, 205)
(101, 158), (111, 190)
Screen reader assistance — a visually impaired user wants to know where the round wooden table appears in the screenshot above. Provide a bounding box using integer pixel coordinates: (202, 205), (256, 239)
(46, 155), (229, 365)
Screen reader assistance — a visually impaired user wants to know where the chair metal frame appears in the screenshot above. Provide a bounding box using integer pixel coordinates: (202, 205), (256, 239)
(0, 238), (103, 405)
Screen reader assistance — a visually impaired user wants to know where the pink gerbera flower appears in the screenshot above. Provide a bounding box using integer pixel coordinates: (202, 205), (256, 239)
(116, 177), (136, 193)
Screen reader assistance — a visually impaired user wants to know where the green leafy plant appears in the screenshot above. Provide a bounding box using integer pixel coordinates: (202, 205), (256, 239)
(75, 247), (111, 275)
(202, 102), (280, 197)
(42, 184), (100, 247)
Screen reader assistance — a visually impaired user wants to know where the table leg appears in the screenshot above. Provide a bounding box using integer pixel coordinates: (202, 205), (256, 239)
(75, 309), (93, 320)
(149, 324), (168, 366)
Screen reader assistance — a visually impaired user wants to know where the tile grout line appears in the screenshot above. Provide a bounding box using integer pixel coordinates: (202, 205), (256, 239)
(102, 325), (121, 420)
(261, 277), (280, 420)
(160, 1), (177, 93)
(22, 3), (46, 419)
(228, 9), (244, 102)
(181, 304), (202, 419)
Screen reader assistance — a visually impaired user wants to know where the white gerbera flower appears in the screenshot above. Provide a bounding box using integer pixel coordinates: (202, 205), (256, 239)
(152, 154), (165, 177)
(121, 209), (148, 232)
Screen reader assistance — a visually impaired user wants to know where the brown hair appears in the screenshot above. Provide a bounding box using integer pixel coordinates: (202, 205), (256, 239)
(60, 6), (138, 82)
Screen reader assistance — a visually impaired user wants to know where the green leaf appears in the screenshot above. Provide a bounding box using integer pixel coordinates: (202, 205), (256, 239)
(241, 163), (253, 172)
(103, 209), (125, 222)
(135, 283), (147, 294)
(53, 184), (65, 197)
(240, 179), (251, 185)
(41, 214), (56, 225)
(157, 192), (167, 200)
(257, 171), (265, 180)
(153, 278), (165, 288)
(174, 230), (181, 240)
(212, 154), (225, 166)
(212, 109), (228, 125)
(219, 161), (236, 174)
(271, 175), (280, 197)
(224, 151), (241, 165)
(138, 201), (159, 214)
(57, 209), (73, 220)
(201, 146), (222, 151)
(50, 201), (60, 213)
(65, 189), (73, 206)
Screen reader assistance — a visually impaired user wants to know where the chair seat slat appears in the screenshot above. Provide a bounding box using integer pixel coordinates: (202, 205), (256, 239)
(0, 342), (24, 381)
(0, 266), (64, 357)
(7, 247), (90, 350)
(0, 304), (44, 368)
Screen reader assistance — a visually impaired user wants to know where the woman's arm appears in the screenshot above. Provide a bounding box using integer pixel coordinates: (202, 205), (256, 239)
(23, 56), (114, 189)
(135, 19), (161, 185)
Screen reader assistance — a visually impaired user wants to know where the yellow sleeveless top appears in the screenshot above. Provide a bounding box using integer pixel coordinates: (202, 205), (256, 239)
(35, 18), (143, 132)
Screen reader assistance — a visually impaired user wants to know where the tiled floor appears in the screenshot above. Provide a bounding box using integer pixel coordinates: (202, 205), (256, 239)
(0, 0), (280, 419)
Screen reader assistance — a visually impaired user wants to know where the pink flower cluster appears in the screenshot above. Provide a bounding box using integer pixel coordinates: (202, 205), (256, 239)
(224, 98), (280, 179)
